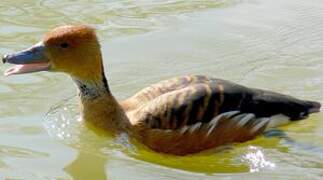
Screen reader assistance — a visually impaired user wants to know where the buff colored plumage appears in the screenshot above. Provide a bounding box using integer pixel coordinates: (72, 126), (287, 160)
(2, 25), (321, 155)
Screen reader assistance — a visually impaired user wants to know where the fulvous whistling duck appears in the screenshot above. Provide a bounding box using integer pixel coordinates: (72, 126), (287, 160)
(2, 25), (321, 155)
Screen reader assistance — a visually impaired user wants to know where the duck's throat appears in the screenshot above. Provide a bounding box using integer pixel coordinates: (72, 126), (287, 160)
(72, 73), (130, 133)
(73, 68), (110, 99)
(73, 78), (109, 99)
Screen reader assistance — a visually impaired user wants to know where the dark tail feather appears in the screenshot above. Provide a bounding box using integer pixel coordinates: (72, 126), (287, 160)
(289, 100), (321, 121)
(276, 99), (321, 120)
(247, 89), (321, 120)
(306, 101), (321, 114)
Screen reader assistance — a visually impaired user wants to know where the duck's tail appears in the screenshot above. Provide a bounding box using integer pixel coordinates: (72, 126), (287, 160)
(262, 100), (320, 130)
(281, 99), (321, 120)
(306, 100), (321, 114)
(248, 89), (321, 120)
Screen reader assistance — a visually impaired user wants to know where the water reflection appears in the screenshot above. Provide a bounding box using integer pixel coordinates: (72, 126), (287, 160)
(44, 97), (125, 179)
(63, 136), (108, 180)
(43, 96), (107, 178)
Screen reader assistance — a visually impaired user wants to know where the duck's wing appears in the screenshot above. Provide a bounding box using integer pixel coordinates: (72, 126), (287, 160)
(131, 78), (320, 129)
(130, 82), (267, 154)
(140, 111), (269, 155)
(129, 79), (320, 154)
(121, 75), (212, 111)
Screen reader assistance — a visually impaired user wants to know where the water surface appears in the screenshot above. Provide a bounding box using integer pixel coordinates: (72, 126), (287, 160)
(0, 0), (323, 179)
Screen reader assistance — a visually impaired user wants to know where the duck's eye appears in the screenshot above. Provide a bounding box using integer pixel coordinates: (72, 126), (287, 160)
(60, 42), (69, 48)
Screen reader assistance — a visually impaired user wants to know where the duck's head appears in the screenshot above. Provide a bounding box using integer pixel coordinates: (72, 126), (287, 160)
(2, 25), (104, 82)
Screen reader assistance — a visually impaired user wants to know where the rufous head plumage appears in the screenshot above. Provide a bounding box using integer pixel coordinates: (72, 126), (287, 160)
(3, 25), (104, 82)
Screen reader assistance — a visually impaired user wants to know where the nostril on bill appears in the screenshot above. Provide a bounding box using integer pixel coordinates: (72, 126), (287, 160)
(2, 54), (8, 64)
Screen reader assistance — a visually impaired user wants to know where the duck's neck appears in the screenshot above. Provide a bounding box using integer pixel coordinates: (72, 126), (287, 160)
(72, 71), (130, 135)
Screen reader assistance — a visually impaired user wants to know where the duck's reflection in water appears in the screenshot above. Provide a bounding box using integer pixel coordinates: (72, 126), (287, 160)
(64, 148), (108, 180)
(44, 100), (113, 179)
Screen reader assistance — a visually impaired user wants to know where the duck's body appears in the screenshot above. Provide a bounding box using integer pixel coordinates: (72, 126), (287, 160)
(76, 72), (320, 155)
(123, 75), (320, 155)
(2, 25), (321, 155)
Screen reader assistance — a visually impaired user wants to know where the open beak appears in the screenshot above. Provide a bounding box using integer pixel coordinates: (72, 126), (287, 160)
(2, 42), (50, 76)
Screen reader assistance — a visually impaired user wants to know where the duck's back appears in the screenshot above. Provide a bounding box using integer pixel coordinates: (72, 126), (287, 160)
(124, 75), (319, 122)
(121, 75), (212, 111)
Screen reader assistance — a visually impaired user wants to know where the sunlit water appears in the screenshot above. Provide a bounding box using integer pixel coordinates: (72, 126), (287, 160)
(0, 0), (323, 179)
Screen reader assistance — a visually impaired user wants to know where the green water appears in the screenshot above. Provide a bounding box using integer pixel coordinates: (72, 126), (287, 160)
(0, 0), (323, 179)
